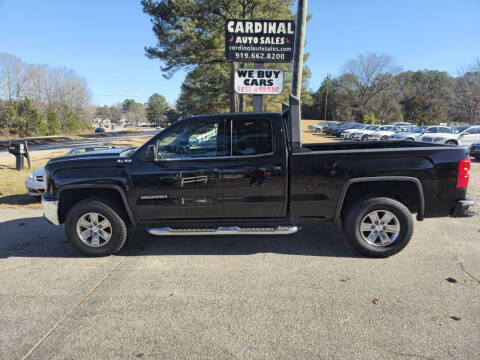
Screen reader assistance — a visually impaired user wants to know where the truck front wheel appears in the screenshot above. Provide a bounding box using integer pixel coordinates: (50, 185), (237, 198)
(343, 197), (413, 257)
(65, 199), (127, 256)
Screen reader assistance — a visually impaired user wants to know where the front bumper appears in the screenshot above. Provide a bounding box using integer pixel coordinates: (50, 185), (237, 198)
(451, 198), (476, 218)
(42, 197), (60, 225)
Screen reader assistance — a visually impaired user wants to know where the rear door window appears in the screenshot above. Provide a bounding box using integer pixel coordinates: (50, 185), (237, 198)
(231, 119), (273, 156)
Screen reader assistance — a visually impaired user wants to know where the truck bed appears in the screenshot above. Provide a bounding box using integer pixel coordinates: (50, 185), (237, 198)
(290, 140), (470, 220)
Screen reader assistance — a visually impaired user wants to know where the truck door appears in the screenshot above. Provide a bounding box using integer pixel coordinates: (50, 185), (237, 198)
(221, 117), (287, 218)
(128, 117), (226, 221)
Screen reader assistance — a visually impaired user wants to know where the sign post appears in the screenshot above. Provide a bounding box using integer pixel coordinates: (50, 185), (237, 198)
(290, 0), (308, 150)
(253, 63), (265, 112)
(225, 19), (295, 113)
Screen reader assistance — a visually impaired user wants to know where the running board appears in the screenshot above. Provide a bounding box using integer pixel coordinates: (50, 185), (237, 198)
(147, 226), (298, 236)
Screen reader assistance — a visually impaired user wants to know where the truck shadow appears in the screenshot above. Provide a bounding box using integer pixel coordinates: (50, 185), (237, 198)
(0, 216), (360, 259)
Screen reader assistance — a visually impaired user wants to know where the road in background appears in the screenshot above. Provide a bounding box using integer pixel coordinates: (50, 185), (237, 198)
(0, 129), (157, 164)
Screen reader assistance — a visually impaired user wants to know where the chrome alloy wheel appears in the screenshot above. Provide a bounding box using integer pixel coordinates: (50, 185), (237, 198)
(76, 212), (112, 247)
(360, 210), (400, 247)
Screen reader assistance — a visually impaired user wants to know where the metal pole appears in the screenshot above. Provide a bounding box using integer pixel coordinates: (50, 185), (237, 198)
(253, 63), (265, 112)
(324, 74), (329, 121)
(290, 0), (307, 150)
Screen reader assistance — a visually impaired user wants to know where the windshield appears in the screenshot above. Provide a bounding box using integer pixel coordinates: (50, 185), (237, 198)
(366, 125), (379, 130)
(411, 127), (426, 133)
(452, 125), (470, 134)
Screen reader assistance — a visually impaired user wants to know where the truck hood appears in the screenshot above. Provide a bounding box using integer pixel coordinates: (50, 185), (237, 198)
(47, 148), (128, 165)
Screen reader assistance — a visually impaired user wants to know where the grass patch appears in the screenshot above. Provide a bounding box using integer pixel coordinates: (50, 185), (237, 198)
(0, 135), (152, 207)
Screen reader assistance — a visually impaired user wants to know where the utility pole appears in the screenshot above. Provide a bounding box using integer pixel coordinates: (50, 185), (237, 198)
(290, 0), (307, 150)
(324, 74), (329, 121)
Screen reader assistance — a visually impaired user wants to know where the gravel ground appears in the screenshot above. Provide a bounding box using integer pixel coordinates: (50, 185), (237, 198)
(0, 152), (478, 360)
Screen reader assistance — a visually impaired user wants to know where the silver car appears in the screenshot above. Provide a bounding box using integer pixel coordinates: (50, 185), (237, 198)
(25, 146), (113, 197)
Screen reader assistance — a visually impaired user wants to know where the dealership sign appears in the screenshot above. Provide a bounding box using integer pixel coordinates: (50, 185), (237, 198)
(234, 68), (284, 95)
(225, 19), (295, 62)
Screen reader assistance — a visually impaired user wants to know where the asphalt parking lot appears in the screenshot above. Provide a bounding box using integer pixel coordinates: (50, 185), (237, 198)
(1, 163), (479, 359)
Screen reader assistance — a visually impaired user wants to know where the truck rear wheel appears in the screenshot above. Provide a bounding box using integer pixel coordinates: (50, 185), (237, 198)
(65, 199), (127, 257)
(343, 197), (413, 257)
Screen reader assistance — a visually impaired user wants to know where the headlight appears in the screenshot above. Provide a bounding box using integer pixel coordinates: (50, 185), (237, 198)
(27, 172), (34, 180)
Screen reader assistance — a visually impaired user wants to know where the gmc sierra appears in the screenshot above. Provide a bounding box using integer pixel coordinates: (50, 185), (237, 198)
(42, 111), (475, 257)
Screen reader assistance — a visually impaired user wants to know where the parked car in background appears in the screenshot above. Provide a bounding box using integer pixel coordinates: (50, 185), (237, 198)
(25, 146), (115, 197)
(95, 127), (106, 134)
(341, 124), (368, 139)
(351, 125), (399, 141)
(470, 142), (480, 160)
(429, 125), (480, 146)
(333, 123), (361, 137)
(308, 122), (326, 133)
(333, 122), (362, 137)
(325, 122), (354, 135)
(390, 126), (428, 141)
(368, 126), (405, 141)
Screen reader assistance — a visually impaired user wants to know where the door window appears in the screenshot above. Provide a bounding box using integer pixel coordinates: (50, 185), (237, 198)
(231, 119), (273, 156)
(156, 118), (219, 159)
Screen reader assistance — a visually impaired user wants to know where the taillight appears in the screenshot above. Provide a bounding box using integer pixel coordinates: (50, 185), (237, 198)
(457, 158), (471, 188)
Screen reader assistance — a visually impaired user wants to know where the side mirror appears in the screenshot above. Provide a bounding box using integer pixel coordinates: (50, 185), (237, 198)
(145, 144), (155, 160)
(189, 138), (199, 146)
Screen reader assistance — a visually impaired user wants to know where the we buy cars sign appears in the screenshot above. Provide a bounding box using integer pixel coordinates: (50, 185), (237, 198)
(234, 68), (284, 95)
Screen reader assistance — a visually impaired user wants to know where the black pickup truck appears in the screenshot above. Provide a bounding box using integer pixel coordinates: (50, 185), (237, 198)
(42, 111), (475, 257)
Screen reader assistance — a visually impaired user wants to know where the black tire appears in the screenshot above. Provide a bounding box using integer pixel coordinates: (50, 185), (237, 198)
(349, 134), (354, 140)
(343, 197), (414, 258)
(446, 140), (457, 146)
(65, 198), (128, 257)
(315, 128), (321, 133)
(381, 136), (389, 141)
(406, 138), (414, 141)
(361, 135), (368, 141)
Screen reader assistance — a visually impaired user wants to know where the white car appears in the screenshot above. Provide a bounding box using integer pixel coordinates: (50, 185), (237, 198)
(341, 124), (368, 139)
(25, 167), (46, 196)
(390, 126), (451, 142)
(351, 125), (380, 141)
(308, 121), (338, 133)
(389, 126), (428, 141)
(352, 125), (396, 141)
(368, 126), (403, 141)
(428, 125), (480, 146)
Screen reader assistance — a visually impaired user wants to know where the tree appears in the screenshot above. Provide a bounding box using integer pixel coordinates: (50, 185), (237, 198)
(396, 70), (453, 124)
(165, 108), (180, 124)
(146, 93), (168, 125)
(96, 105), (111, 120)
(16, 98), (47, 137)
(341, 52), (399, 121)
(142, 0), (298, 112)
(456, 58), (480, 124)
(0, 53), (29, 101)
(46, 110), (61, 135)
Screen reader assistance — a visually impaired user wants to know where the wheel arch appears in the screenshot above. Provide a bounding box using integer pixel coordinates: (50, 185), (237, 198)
(334, 176), (425, 225)
(57, 184), (135, 226)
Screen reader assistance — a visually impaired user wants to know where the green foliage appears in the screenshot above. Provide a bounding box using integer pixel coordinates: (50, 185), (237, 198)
(122, 99), (143, 114)
(96, 105), (111, 120)
(46, 111), (61, 135)
(363, 112), (379, 124)
(142, 0), (307, 113)
(146, 93), (169, 125)
(165, 108), (180, 124)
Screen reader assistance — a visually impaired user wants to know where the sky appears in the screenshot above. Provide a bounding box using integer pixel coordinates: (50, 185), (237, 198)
(1, 0), (479, 107)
